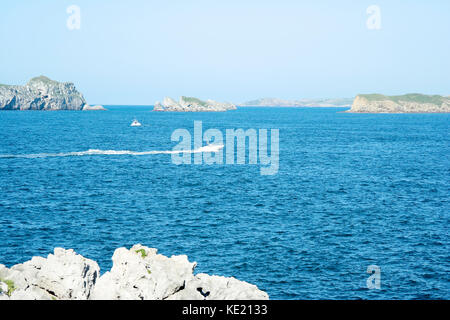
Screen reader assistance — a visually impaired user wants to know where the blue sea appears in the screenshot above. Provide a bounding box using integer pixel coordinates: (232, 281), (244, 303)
(0, 106), (448, 300)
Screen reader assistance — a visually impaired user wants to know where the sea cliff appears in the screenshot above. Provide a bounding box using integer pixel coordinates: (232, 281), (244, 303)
(154, 96), (236, 112)
(0, 76), (88, 111)
(0, 244), (268, 300)
(347, 94), (450, 113)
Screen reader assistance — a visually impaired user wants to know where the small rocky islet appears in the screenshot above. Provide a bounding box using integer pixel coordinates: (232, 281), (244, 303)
(153, 96), (236, 112)
(0, 244), (268, 300)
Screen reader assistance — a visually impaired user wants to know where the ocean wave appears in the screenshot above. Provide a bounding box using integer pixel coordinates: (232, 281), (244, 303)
(0, 144), (224, 159)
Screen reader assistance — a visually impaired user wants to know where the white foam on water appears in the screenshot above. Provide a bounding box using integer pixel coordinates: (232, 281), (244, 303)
(0, 144), (224, 159)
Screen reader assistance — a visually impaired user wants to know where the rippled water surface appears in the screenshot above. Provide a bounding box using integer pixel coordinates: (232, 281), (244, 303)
(0, 106), (448, 299)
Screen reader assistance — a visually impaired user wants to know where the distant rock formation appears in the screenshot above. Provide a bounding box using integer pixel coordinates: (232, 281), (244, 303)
(82, 104), (107, 111)
(0, 76), (87, 111)
(240, 97), (353, 107)
(0, 244), (268, 300)
(154, 96), (236, 112)
(347, 94), (450, 113)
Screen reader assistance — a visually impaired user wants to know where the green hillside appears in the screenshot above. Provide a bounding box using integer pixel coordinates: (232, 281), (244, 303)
(359, 93), (446, 105)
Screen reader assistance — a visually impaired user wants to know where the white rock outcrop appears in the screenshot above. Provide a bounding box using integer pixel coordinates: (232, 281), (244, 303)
(0, 248), (100, 300)
(0, 245), (269, 300)
(82, 104), (107, 111)
(0, 281), (9, 300)
(90, 244), (196, 300)
(167, 274), (269, 300)
(153, 96), (236, 112)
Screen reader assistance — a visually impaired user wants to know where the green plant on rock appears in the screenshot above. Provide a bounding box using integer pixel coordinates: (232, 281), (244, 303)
(0, 279), (16, 296)
(135, 249), (148, 258)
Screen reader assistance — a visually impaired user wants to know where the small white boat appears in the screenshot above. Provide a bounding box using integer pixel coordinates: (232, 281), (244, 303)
(130, 119), (142, 127)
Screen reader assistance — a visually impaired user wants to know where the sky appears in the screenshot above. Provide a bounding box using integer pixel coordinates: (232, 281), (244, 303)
(1, 0), (449, 105)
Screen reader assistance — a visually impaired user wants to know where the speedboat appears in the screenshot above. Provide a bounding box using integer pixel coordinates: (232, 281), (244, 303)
(130, 119), (142, 127)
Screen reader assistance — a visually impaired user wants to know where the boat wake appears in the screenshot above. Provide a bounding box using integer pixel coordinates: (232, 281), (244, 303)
(0, 144), (224, 159)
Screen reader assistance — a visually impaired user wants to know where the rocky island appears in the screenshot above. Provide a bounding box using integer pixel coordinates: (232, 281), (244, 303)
(240, 97), (353, 107)
(82, 104), (107, 111)
(0, 244), (268, 300)
(0, 76), (99, 111)
(347, 94), (450, 113)
(154, 96), (236, 112)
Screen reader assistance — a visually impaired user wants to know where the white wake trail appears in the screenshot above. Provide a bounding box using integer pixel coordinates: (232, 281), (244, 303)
(0, 144), (224, 159)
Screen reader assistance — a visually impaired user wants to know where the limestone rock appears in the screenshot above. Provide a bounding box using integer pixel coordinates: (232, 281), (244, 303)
(0, 76), (87, 111)
(163, 97), (180, 109)
(153, 96), (236, 112)
(0, 248), (100, 300)
(90, 244), (196, 300)
(153, 101), (165, 111)
(347, 94), (450, 113)
(166, 274), (269, 300)
(82, 104), (107, 111)
(0, 245), (269, 300)
(0, 280), (9, 299)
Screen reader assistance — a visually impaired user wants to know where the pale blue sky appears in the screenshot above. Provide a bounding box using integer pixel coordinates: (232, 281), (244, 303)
(1, 0), (449, 105)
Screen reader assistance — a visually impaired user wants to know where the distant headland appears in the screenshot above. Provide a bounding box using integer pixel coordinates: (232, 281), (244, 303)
(347, 94), (450, 113)
(154, 96), (236, 112)
(0, 76), (104, 111)
(239, 97), (353, 107)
